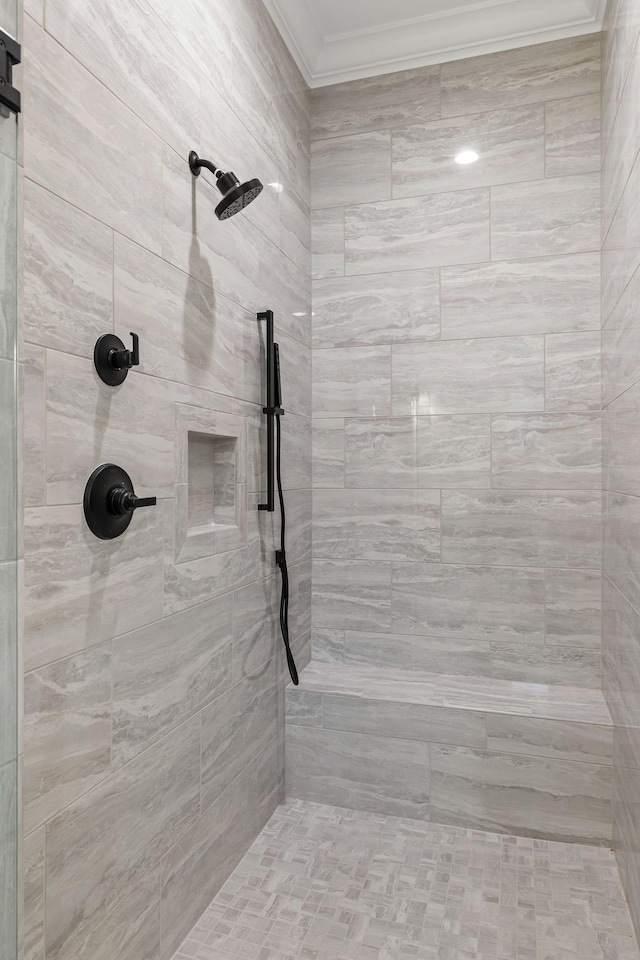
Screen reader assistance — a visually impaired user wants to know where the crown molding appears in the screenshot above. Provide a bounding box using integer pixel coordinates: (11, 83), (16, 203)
(263, 0), (607, 88)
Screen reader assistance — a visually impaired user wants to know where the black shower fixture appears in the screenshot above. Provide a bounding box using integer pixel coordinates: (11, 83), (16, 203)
(84, 463), (156, 539)
(188, 150), (263, 220)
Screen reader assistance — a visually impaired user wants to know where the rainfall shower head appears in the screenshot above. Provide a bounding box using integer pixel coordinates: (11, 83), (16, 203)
(188, 150), (263, 220)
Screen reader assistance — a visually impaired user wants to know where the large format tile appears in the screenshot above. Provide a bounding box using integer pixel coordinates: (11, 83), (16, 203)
(0, 562), (16, 769)
(545, 93), (601, 177)
(605, 492), (640, 614)
(430, 744), (612, 844)
(345, 417), (416, 488)
(311, 131), (391, 209)
(0, 357), (17, 563)
(343, 631), (493, 677)
(0, 149), (17, 362)
(393, 105), (544, 197)
(345, 189), (490, 274)
(546, 331), (602, 411)
(441, 253), (601, 339)
(232, 576), (279, 682)
(605, 381), (640, 498)
(24, 644), (112, 833)
(490, 641), (602, 688)
(312, 269), (439, 348)
(603, 264), (640, 406)
(23, 18), (163, 253)
(392, 336), (544, 415)
(22, 828), (45, 960)
(112, 595), (233, 767)
(417, 415), (491, 487)
(442, 490), (602, 568)
(491, 413), (602, 489)
(486, 715), (612, 765)
(440, 35), (601, 117)
(313, 346), (391, 417)
(313, 419), (345, 488)
(313, 559), (391, 633)
(392, 562), (545, 643)
(311, 65), (440, 139)
(0, 761), (17, 960)
(286, 725), (430, 820)
(45, 717), (201, 960)
(545, 569), (602, 648)
(311, 208), (344, 279)
(491, 173), (600, 260)
(22, 344), (46, 508)
(313, 488), (440, 561)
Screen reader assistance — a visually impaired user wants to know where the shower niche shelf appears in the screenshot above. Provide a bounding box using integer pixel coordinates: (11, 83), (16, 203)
(174, 404), (247, 563)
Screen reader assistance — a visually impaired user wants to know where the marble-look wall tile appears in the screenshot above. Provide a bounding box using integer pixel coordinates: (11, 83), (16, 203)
(345, 189), (490, 274)
(23, 181), (113, 357)
(286, 725), (430, 821)
(23, 18), (163, 253)
(313, 488), (440, 561)
(0, 760), (17, 960)
(0, 149), (17, 361)
(545, 569), (602, 648)
(604, 492), (640, 614)
(440, 35), (601, 118)
(313, 419), (345, 488)
(602, 150), (640, 323)
(491, 413), (601, 489)
(343, 631), (492, 678)
(232, 576), (278, 682)
(22, 828), (45, 960)
(311, 65), (440, 139)
(603, 264), (640, 406)
(491, 173), (601, 260)
(201, 658), (278, 812)
(24, 645), (112, 834)
(311, 132), (391, 209)
(0, 358), (17, 563)
(313, 346), (391, 417)
(345, 417), (416, 488)
(24, 504), (164, 671)
(604, 381), (640, 497)
(313, 559), (391, 633)
(486, 715), (613, 765)
(312, 629), (346, 664)
(22, 345), (46, 508)
(545, 93), (601, 177)
(441, 253), (601, 339)
(391, 562), (545, 643)
(417, 415), (491, 487)
(430, 744), (611, 844)
(312, 269), (439, 348)
(312, 208), (344, 279)
(490, 642), (602, 688)
(0, 563), (16, 768)
(285, 688), (323, 726)
(392, 337), (544, 415)
(112, 595), (233, 767)
(545, 331), (602, 411)
(393, 105), (544, 198)
(441, 490), (602, 568)
(45, 716), (200, 960)
(279, 185), (311, 277)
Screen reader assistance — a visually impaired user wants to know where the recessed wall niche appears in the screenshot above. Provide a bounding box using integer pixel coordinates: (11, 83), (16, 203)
(175, 404), (248, 563)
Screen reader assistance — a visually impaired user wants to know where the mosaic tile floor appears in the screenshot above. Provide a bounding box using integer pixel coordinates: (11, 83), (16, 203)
(173, 799), (640, 960)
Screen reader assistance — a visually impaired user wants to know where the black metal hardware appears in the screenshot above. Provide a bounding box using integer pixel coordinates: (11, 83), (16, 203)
(188, 149), (263, 221)
(83, 463), (157, 540)
(258, 310), (283, 512)
(0, 28), (21, 114)
(94, 332), (140, 386)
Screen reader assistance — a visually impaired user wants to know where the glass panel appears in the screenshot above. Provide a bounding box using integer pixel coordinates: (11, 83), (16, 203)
(0, 0), (19, 955)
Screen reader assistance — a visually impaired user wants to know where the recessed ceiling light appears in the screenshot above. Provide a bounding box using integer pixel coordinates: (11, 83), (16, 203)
(455, 149), (479, 165)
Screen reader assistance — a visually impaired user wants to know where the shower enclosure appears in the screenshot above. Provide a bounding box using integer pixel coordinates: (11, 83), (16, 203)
(0, 0), (19, 955)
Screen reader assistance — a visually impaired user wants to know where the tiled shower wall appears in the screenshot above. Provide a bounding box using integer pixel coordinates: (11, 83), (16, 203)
(602, 0), (640, 940)
(311, 36), (603, 686)
(19, 1), (311, 958)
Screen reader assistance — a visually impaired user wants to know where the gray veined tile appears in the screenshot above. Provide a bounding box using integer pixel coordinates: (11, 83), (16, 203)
(391, 562), (545, 643)
(286, 725), (430, 821)
(393, 104), (544, 198)
(112, 594), (233, 768)
(312, 208), (344, 279)
(312, 269), (439, 348)
(345, 189), (490, 275)
(604, 380), (640, 498)
(312, 629), (345, 663)
(545, 93), (601, 177)
(440, 253), (601, 340)
(22, 344), (46, 508)
(491, 173), (601, 260)
(486, 715), (612, 766)
(285, 688), (323, 727)
(313, 488), (440, 562)
(0, 760), (17, 960)
(491, 413), (602, 489)
(603, 265), (640, 406)
(440, 35), (601, 118)
(22, 827), (45, 960)
(0, 149), (17, 363)
(604, 492), (640, 615)
(345, 417), (417, 489)
(311, 131), (391, 210)
(0, 358), (17, 564)
(442, 490), (602, 568)
(545, 569), (602, 648)
(0, 562), (17, 769)
(24, 644), (112, 834)
(313, 419), (345, 488)
(313, 346), (391, 418)
(490, 642), (602, 689)
(392, 336), (544, 415)
(343, 631), (492, 678)
(416, 415), (491, 487)
(311, 65), (440, 140)
(545, 331), (601, 412)
(313, 559), (391, 633)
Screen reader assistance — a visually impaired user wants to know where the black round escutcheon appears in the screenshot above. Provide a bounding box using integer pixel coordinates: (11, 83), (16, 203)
(84, 463), (136, 539)
(94, 334), (129, 386)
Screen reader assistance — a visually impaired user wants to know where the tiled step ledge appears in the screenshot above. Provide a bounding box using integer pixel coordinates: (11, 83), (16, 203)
(285, 662), (614, 845)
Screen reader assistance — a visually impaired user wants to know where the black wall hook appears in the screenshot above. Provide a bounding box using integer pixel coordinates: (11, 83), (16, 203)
(94, 332), (140, 386)
(84, 463), (156, 539)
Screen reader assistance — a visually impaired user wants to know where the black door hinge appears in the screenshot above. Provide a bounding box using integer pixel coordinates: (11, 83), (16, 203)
(0, 28), (21, 114)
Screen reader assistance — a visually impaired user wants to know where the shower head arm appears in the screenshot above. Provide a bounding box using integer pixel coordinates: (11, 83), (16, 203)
(188, 151), (218, 179)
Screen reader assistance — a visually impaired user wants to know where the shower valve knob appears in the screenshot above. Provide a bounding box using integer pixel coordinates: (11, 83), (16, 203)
(94, 332), (140, 386)
(84, 463), (157, 539)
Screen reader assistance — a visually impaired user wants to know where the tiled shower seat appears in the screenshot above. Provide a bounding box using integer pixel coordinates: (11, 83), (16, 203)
(285, 663), (614, 845)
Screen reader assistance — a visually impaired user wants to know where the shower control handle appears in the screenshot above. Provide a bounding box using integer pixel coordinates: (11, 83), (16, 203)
(110, 332), (139, 372)
(94, 332), (140, 386)
(84, 463), (157, 539)
(107, 485), (157, 516)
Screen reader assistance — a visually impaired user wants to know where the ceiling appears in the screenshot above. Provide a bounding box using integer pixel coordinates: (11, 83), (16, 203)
(263, 0), (609, 87)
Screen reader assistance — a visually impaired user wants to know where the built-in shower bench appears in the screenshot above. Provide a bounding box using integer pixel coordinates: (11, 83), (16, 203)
(285, 663), (614, 845)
